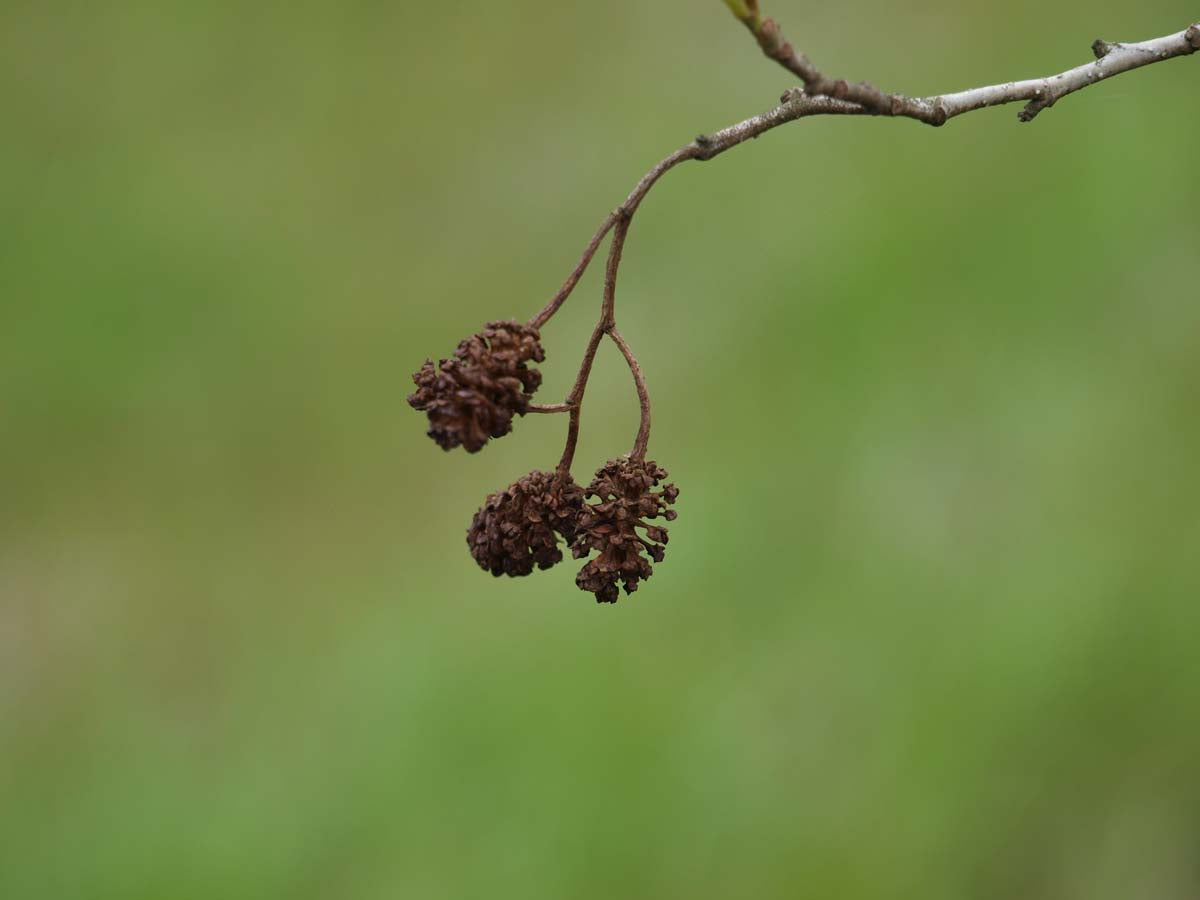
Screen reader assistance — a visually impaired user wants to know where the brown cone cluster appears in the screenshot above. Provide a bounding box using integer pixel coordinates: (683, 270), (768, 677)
(408, 320), (545, 452)
(467, 470), (585, 577)
(571, 458), (679, 603)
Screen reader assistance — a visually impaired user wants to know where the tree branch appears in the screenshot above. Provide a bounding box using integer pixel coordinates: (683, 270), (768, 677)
(945, 25), (1200, 122)
(729, 6), (1200, 125)
(527, 9), (1198, 471)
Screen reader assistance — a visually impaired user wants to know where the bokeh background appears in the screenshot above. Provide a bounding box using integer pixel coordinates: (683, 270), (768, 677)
(3, 1), (1199, 897)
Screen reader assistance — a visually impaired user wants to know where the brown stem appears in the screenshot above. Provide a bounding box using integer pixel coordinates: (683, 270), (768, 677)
(601, 216), (631, 327)
(528, 213), (618, 330)
(608, 327), (651, 460)
(528, 403), (571, 414)
(529, 147), (698, 332)
(533, 16), (1198, 311)
(556, 321), (607, 475)
(539, 9), (1198, 477)
(544, 102), (860, 472)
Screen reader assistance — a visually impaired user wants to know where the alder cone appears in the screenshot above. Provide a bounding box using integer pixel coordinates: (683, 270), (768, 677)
(572, 458), (679, 603)
(468, 470), (586, 577)
(408, 320), (545, 453)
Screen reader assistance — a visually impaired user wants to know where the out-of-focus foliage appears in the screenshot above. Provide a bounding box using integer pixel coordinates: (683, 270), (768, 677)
(2, 2), (1199, 897)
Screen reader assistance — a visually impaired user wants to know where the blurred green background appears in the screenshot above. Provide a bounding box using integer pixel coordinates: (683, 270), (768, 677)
(3, 1), (1199, 897)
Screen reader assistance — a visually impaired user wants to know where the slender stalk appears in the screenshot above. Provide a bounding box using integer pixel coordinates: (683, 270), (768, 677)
(533, 9), (1198, 479)
(556, 322), (607, 475)
(528, 147), (698, 333)
(608, 327), (651, 460)
(528, 213), (618, 330)
(601, 217), (631, 327)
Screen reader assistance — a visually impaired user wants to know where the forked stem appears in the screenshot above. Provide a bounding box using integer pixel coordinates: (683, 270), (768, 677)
(529, 8), (1198, 479)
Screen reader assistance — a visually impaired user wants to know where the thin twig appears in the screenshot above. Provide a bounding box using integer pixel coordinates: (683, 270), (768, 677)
(601, 216), (631, 327)
(528, 403), (571, 414)
(730, 6), (1200, 125)
(532, 19), (1197, 333)
(557, 322), (607, 475)
(535, 10), (1198, 471)
(608, 327), (652, 460)
(528, 148), (698, 332)
(529, 213), (618, 330)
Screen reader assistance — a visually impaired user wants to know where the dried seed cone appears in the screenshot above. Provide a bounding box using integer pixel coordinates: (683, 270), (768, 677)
(468, 470), (586, 577)
(572, 458), (679, 603)
(408, 320), (546, 452)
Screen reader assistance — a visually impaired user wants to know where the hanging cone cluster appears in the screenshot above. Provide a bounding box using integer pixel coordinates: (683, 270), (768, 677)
(571, 458), (679, 603)
(408, 314), (682, 606)
(467, 470), (586, 577)
(407, 320), (546, 452)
